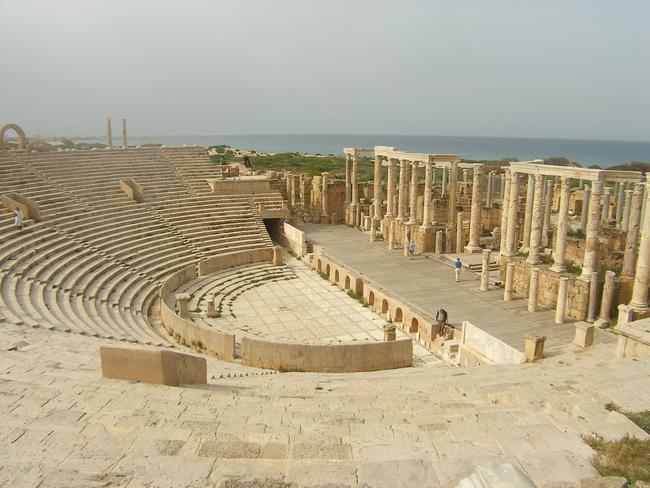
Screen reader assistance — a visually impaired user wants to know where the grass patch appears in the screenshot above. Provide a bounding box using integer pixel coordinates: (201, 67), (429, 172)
(568, 228), (586, 239)
(248, 152), (376, 181)
(566, 262), (582, 276)
(583, 434), (650, 483)
(278, 366), (305, 373)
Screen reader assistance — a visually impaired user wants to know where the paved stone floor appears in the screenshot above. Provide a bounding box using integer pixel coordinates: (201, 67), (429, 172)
(301, 224), (617, 354)
(0, 323), (648, 487)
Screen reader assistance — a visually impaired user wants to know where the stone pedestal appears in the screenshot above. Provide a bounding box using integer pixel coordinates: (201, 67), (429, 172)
(504, 262), (515, 301)
(207, 299), (219, 318)
(273, 246), (283, 266)
(383, 325), (397, 342)
(528, 267), (540, 312)
(524, 335), (546, 362)
(176, 293), (191, 319)
(574, 323), (594, 348)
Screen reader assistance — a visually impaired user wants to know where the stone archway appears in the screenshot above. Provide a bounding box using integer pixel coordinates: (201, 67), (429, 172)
(394, 308), (403, 323)
(0, 124), (27, 150)
(410, 317), (419, 333)
(344, 276), (350, 290)
(381, 299), (389, 314)
(368, 291), (375, 306)
(334, 269), (340, 283)
(317, 259), (322, 271)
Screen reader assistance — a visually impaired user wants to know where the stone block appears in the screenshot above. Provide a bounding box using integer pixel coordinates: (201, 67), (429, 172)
(524, 334), (546, 362)
(383, 325), (396, 342)
(574, 322), (594, 348)
(100, 345), (207, 386)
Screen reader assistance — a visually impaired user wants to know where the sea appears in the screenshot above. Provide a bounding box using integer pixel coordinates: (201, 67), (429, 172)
(72, 134), (650, 168)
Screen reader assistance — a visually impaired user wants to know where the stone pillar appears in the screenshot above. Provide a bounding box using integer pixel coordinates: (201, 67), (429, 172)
(499, 173), (506, 200)
(321, 172), (329, 215)
(369, 218), (377, 242)
(579, 185), (590, 232)
(520, 174), (535, 252)
(106, 117), (113, 148)
(587, 272), (599, 322)
(351, 156), (359, 205)
(555, 277), (569, 324)
(579, 180), (602, 282)
(616, 182), (625, 226)
(345, 154), (352, 204)
(373, 156), (383, 221)
(601, 187), (612, 224)
(121, 118), (127, 148)
(206, 298), (218, 318)
(386, 159), (397, 218)
(397, 160), (408, 221)
(286, 172), (293, 209)
(629, 187), (650, 311)
(456, 212), (464, 254)
(273, 246), (283, 266)
(622, 183), (644, 277)
(524, 335), (546, 362)
(403, 225), (409, 257)
(504, 172), (520, 256)
(448, 162), (458, 226)
(542, 178), (553, 247)
(528, 267), (540, 312)
(407, 161), (419, 224)
(462, 169), (469, 184)
(550, 177), (570, 273)
(465, 165), (483, 253)
(290, 175), (298, 208)
(527, 174), (544, 265)
(574, 323), (594, 348)
(480, 249), (491, 292)
(485, 172), (494, 208)
(504, 262), (515, 301)
(422, 161), (433, 228)
(176, 293), (190, 319)
(499, 170), (511, 254)
(595, 270), (616, 328)
(388, 220), (395, 250)
(441, 167), (448, 197)
(435, 229), (444, 254)
(621, 189), (633, 233)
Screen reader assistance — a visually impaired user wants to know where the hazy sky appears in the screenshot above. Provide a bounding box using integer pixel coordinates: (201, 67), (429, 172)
(1, 0), (649, 140)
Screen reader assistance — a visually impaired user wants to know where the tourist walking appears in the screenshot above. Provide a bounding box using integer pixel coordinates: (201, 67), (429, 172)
(13, 208), (23, 230)
(408, 240), (416, 260)
(454, 257), (462, 282)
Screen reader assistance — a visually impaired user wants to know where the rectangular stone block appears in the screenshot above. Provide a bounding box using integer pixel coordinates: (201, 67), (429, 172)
(524, 334), (546, 362)
(574, 322), (594, 348)
(100, 344), (207, 386)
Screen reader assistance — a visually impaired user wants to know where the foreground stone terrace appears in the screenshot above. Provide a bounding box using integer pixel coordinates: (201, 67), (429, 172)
(1, 323), (648, 488)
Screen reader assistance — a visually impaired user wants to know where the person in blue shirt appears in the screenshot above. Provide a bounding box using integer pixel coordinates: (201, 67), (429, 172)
(454, 257), (462, 282)
(408, 240), (416, 260)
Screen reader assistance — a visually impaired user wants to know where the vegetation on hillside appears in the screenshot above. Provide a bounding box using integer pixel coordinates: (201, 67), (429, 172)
(245, 152), (376, 181)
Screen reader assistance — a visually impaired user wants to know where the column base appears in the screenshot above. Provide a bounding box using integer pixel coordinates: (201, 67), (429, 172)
(502, 251), (518, 258)
(407, 219), (419, 225)
(526, 257), (543, 265)
(420, 224), (432, 230)
(549, 264), (566, 273)
(578, 270), (592, 282)
(464, 245), (482, 254)
(594, 318), (610, 329)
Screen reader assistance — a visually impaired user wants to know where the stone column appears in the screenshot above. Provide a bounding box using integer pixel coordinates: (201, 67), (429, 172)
(621, 189), (633, 233)
(448, 162), (458, 226)
(422, 161), (433, 228)
(555, 277), (569, 324)
(286, 172), (293, 209)
(386, 159), (397, 218)
(480, 249), (491, 292)
(528, 268), (540, 312)
(435, 229), (444, 254)
(121, 118), (127, 148)
(462, 169), (469, 184)
(520, 174), (535, 252)
(601, 187), (612, 224)
(321, 172), (329, 215)
(456, 212), (464, 254)
(542, 178), (553, 247)
(616, 182), (625, 227)
(403, 226), (409, 257)
(580, 185), (591, 232)
(441, 167), (448, 197)
(499, 173), (506, 200)
(388, 220), (395, 250)
(373, 156), (383, 221)
(407, 161), (419, 224)
(345, 154), (352, 204)
(106, 117), (112, 148)
(176, 293), (190, 319)
(351, 156), (359, 205)
(550, 177), (570, 273)
(595, 270), (616, 328)
(499, 170), (511, 254)
(465, 165), (484, 253)
(629, 187), (650, 311)
(369, 218), (377, 242)
(579, 180), (602, 282)
(396, 160), (408, 221)
(504, 172), (520, 256)
(485, 172), (494, 208)
(527, 174), (544, 265)
(587, 272), (599, 323)
(622, 183), (644, 277)
(504, 262), (515, 301)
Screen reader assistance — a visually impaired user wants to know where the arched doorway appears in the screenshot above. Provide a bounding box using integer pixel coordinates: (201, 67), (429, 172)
(317, 259), (322, 271)
(325, 264), (330, 277)
(410, 317), (419, 333)
(334, 269), (340, 283)
(368, 291), (375, 306)
(394, 308), (403, 323)
(381, 299), (389, 314)
(344, 276), (350, 290)
(0, 124), (27, 150)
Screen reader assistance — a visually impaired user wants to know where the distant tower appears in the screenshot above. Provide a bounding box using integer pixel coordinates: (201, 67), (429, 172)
(106, 118), (113, 148)
(121, 118), (127, 148)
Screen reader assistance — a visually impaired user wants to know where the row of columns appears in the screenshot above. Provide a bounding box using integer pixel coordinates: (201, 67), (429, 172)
(105, 117), (128, 148)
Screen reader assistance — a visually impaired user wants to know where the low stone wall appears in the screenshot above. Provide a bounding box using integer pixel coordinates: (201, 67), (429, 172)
(241, 336), (413, 373)
(208, 179), (271, 194)
(100, 344), (207, 386)
(198, 248), (274, 276)
(1, 192), (40, 220)
(119, 178), (144, 203)
(282, 223), (307, 257)
(459, 321), (526, 366)
(616, 318), (650, 358)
